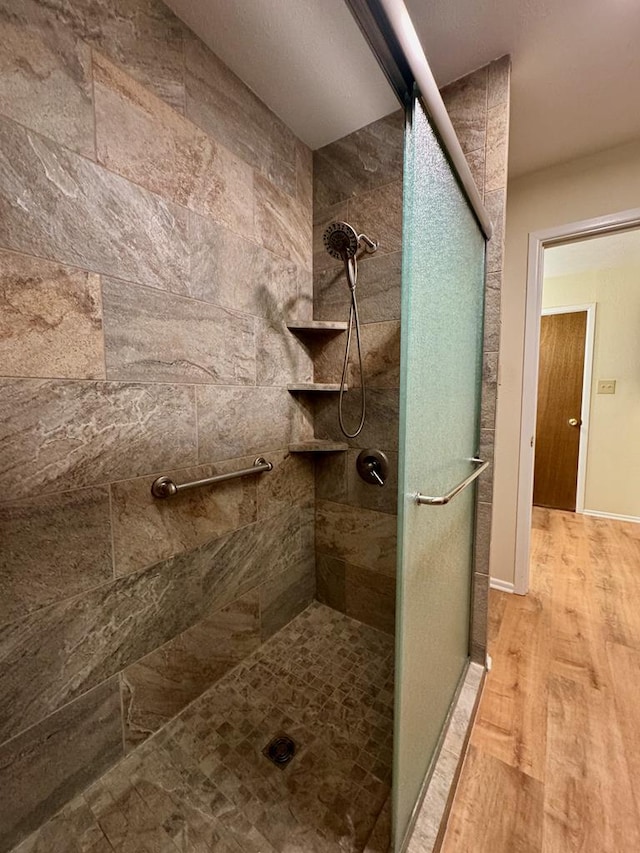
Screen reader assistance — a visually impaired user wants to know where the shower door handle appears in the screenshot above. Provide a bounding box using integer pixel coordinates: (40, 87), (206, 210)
(415, 458), (489, 506)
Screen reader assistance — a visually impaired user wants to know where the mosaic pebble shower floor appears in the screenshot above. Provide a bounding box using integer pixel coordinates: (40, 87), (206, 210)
(14, 603), (394, 853)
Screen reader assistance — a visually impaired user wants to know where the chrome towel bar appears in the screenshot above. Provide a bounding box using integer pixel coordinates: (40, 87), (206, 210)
(151, 457), (273, 499)
(415, 458), (488, 506)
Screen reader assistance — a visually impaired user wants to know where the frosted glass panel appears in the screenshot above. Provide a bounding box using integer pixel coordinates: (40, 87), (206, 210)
(393, 96), (485, 847)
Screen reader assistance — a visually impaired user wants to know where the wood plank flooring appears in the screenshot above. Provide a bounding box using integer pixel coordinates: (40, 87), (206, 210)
(440, 508), (640, 852)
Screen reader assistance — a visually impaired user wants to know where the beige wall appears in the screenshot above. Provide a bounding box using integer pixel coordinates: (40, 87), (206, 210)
(542, 267), (640, 518)
(493, 139), (640, 584)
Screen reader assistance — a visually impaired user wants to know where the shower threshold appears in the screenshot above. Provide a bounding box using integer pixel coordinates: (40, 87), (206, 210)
(13, 603), (394, 853)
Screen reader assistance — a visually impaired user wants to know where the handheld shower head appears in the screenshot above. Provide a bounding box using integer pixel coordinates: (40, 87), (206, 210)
(322, 222), (378, 439)
(323, 221), (359, 260)
(323, 221), (379, 261)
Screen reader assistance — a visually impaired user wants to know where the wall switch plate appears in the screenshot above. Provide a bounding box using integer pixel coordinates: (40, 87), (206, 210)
(597, 379), (616, 394)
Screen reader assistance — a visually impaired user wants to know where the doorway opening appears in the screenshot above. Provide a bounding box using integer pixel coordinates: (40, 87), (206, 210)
(515, 209), (640, 594)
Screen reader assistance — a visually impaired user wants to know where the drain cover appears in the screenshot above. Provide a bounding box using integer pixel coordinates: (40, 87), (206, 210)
(263, 734), (297, 768)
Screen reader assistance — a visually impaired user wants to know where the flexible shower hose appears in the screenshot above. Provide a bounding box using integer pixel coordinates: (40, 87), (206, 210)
(339, 256), (366, 438)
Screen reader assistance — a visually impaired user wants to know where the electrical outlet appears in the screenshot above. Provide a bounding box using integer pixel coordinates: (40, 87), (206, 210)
(597, 379), (616, 395)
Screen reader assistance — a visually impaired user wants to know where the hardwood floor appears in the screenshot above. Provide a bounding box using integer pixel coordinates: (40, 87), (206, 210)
(440, 508), (640, 852)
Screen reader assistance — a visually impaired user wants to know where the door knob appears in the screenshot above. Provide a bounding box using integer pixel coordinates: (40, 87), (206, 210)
(568, 418), (581, 427)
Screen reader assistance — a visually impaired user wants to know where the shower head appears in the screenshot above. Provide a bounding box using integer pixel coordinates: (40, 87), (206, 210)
(323, 221), (379, 260)
(323, 221), (359, 260)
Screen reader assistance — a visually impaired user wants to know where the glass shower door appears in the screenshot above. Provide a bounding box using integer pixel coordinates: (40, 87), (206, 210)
(393, 95), (486, 848)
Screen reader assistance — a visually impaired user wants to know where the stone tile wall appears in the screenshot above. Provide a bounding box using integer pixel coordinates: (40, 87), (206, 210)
(441, 56), (511, 662)
(311, 110), (405, 635)
(311, 58), (511, 654)
(0, 1), (315, 849)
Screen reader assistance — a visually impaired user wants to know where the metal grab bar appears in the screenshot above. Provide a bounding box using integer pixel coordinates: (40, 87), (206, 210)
(151, 457), (273, 499)
(415, 458), (489, 506)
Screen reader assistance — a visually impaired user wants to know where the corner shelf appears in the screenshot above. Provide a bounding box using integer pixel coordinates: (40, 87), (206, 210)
(289, 441), (348, 453)
(287, 320), (348, 334)
(287, 383), (344, 393)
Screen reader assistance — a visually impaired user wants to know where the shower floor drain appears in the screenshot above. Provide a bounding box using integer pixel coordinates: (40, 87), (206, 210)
(263, 734), (297, 768)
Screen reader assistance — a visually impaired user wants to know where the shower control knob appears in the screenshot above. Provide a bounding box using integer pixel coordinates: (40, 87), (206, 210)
(356, 449), (389, 487)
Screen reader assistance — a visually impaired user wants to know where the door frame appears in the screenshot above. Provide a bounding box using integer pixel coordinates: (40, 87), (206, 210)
(514, 207), (640, 595)
(539, 303), (596, 513)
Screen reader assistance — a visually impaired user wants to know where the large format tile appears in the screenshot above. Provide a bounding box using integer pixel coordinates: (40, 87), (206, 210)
(313, 388), (399, 452)
(485, 101), (509, 193)
(316, 553), (347, 613)
(361, 322), (401, 389)
(488, 55), (511, 109)
(348, 181), (403, 257)
(466, 147), (486, 199)
(122, 591), (261, 751)
(483, 271), (501, 353)
(0, 116), (189, 296)
(259, 558), (315, 641)
(0, 379), (197, 499)
(345, 563), (396, 635)
(256, 315), (313, 386)
(441, 66), (488, 155)
(0, 679), (122, 853)
(0, 556), (203, 744)
(0, 251), (104, 380)
(6, 0), (187, 114)
(255, 174), (312, 271)
(485, 188), (506, 275)
(316, 501), (397, 576)
(478, 428), (495, 504)
(185, 35), (297, 196)
(0, 487), (112, 626)
(94, 52), (254, 236)
(471, 571), (489, 663)
(256, 450), (315, 521)
(9, 799), (112, 853)
(102, 277), (255, 385)
(481, 352), (498, 430)
(310, 320), (400, 390)
(200, 506), (307, 612)
(189, 213), (303, 318)
(313, 111), (404, 209)
(110, 458), (258, 577)
(474, 501), (493, 577)
(315, 452), (349, 505)
(296, 138), (314, 215)
(313, 251), (401, 324)
(0, 7), (94, 157)
(196, 386), (311, 463)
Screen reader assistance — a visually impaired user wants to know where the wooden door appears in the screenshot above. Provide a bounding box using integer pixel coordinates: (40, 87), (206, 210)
(533, 311), (587, 510)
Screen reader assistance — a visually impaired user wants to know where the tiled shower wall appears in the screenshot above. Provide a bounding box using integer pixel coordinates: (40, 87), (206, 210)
(441, 57), (511, 661)
(309, 57), (510, 656)
(0, 1), (315, 849)
(311, 111), (404, 635)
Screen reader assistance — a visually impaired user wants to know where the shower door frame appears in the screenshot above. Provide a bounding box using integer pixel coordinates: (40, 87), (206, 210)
(343, 0), (494, 849)
(345, 0), (492, 242)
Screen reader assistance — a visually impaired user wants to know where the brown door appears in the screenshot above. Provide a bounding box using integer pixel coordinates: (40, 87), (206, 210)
(533, 311), (587, 510)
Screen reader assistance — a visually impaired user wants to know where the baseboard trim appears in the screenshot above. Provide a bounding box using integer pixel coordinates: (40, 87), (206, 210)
(582, 510), (640, 524)
(490, 577), (515, 593)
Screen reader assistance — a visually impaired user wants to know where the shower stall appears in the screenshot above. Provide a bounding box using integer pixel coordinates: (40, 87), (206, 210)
(0, 0), (509, 851)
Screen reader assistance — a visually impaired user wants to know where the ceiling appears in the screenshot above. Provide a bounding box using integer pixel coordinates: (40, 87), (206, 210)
(165, 0), (640, 178)
(544, 228), (640, 278)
